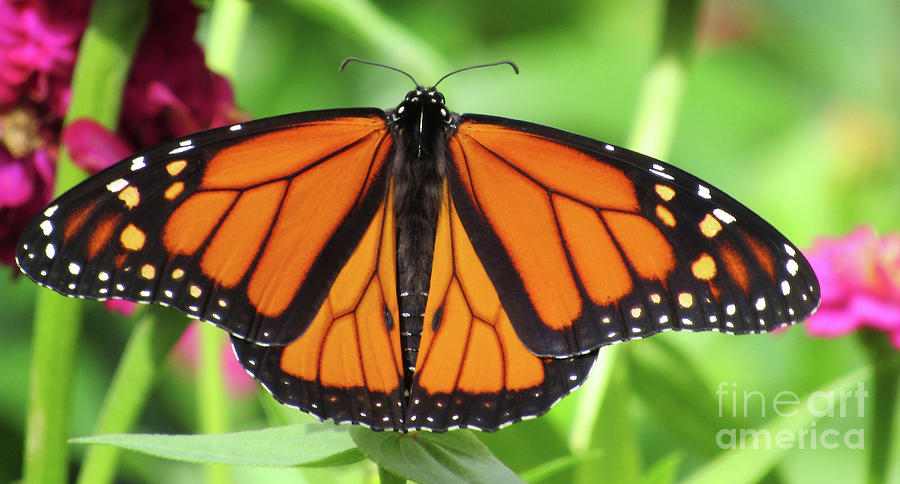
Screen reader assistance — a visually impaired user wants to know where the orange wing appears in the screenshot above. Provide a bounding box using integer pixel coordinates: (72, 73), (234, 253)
(446, 115), (820, 357)
(231, 192), (405, 428)
(16, 111), (394, 346)
(406, 183), (596, 431)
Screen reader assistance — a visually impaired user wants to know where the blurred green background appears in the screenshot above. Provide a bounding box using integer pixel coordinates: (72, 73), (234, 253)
(1, 0), (898, 482)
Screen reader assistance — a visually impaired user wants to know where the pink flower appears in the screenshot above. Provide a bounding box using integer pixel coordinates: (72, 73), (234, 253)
(173, 323), (257, 397)
(0, 0), (89, 116)
(0, 144), (52, 266)
(1, 0), (242, 272)
(804, 227), (900, 349)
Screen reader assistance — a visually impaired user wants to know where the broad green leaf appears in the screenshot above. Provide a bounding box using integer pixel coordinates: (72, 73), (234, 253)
(350, 428), (524, 484)
(71, 424), (362, 467)
(626, 337), (739, 456)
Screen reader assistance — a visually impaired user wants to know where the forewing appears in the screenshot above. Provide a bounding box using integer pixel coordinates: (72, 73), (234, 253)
(447, 114), (819, 357)
(16, 109), (394, 345)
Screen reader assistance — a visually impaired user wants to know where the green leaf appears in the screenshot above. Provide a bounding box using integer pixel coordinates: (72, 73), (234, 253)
(71, 424), (360, 467)
(350, 428), (524, 484)
(625, 337), (739, 456)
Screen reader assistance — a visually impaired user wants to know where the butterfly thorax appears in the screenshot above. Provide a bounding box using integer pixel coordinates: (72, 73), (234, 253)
(389, 87), (452, 389)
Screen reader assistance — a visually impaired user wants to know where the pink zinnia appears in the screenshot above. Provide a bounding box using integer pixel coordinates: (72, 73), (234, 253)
(804, 226), (900, 349)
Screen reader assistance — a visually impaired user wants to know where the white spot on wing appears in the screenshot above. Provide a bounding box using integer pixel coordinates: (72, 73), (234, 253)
(784, 244), (796, 256)
(755, 297), (766, 310)
(169, 145), (194, 155)
(713, 208), (736, 224)
(781, 280), (791, 295)
(40, 220), (53, 235)
(697, 185), (711, 199)
(45, 243), (55, 259)
(605, 144), (615, 151)
(229, 124), (242, 131)
(650, 168), (675, 180)
(106, 178), (129, 193)
(68, 262), (81, 275)
(44, 205), (58, 217)
(786, 259), (799, 276)
(130, 156), (146, 171)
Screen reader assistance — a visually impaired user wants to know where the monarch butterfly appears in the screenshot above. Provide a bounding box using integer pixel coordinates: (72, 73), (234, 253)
(16, 59), (819, 432)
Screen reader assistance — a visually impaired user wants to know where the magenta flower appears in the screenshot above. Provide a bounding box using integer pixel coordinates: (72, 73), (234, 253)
(0, 144), (52, 266)
(804, 226), (900, 349)
(1, 0), (251, 396)
(1, 0), (241, 273)
(0, 0), (89, 117)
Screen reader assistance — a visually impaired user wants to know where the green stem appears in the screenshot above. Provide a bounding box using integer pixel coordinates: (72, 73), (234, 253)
(204, 0), (253, 80)
(568, 346), (617, 453)
(626, 0), (700, 158)
(22, 2), (148, 483)
(198, 324), (230, 484)
(23, 293), (85, 484)
(859, 330), (900, 484)
(75, 308), (188, 484)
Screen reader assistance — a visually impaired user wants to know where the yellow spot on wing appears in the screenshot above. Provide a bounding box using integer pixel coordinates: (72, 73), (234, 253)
(120, 224), (145, 251)
(140, 264), (156, 279)
(167, 160), (187, 176)
(699, 214), (722, 238)
(118, 186), (140, 209)
(692, 253), (717, 280)
(655, 184), (675, 201)
(656, 205), (676, 227)
(165, 182), (185, 200)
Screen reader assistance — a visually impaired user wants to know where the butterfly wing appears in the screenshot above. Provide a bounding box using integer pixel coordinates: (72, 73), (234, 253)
(231, 189), (405, 429)
(445, 114), (820, 358)
(405, 182), (596, 431)
(16, 109), (395, 346)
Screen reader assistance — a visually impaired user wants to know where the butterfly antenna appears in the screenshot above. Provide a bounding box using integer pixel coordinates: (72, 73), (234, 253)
(339, 57), (419, 87)
(433, 61), (519, 88)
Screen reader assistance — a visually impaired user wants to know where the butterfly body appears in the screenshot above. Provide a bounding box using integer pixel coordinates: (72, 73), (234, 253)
(389, 88), (450, 387)
(17, 80), (819, 431)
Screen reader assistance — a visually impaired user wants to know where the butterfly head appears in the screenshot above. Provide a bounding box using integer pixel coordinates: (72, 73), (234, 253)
(395, 87), (451, 124)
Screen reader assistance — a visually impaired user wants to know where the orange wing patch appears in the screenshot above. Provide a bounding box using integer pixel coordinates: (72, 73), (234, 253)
(160, 117), (392, 319)
(233, 194), (405, 429)
(450, 121), (676, 355)
(406, 185), (595, 430)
